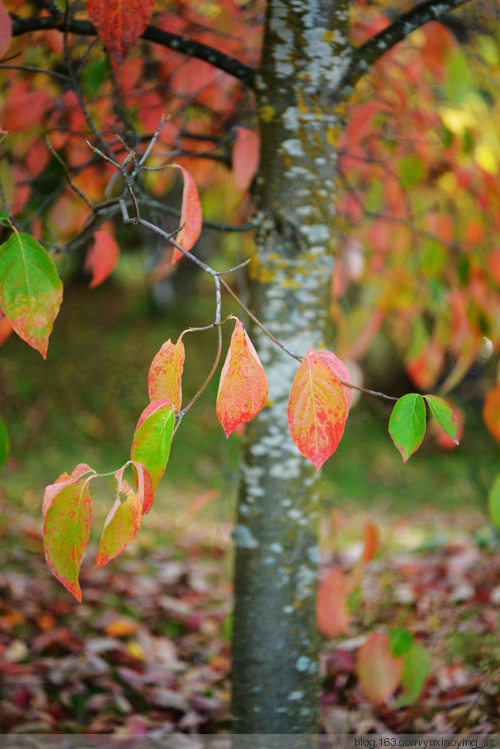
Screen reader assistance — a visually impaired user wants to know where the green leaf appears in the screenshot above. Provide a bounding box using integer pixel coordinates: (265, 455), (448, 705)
(389, 628), (414, 657)
(43, 475), (93, 602)
(0, 232), (63, 358)
(424, 394), (459, 445)
(389, 393), (426, 462)
(398, 154), (426, 189)
(130, 400), (175, 493)
(392, 643), (430, 708)
(0, 417), (9, 469)
(443, 49), (474, 105)
(488, 474), (500, 528)
(0, 210), (11, 226)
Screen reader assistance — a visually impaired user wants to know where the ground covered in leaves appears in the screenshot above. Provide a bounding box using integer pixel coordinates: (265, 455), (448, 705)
(0, 496), (499, 736)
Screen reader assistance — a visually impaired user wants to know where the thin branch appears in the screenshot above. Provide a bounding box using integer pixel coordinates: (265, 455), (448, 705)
(342, 0), (473, 91)
(0, 63), (71, 81)
(45, 137), (95, 209)
(138, 194), (256, 233)
(11, 16), (257, 88)
(219, 277), (303, 362)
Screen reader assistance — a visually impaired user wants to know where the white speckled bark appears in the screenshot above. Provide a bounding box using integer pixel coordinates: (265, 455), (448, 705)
(231, 0), (351, 734)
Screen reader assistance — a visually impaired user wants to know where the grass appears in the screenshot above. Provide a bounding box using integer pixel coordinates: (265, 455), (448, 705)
(1, 275), (498, 538)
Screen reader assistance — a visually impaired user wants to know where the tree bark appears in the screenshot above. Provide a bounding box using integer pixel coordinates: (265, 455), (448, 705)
(231, 0), (351, 734)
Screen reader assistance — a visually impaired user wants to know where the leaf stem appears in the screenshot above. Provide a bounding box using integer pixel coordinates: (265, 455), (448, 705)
(219, 277), (303, 362)
(177, 324), (223, 423)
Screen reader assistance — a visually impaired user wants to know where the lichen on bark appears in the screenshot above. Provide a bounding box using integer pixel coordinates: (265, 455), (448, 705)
(231, 0), (351, 734)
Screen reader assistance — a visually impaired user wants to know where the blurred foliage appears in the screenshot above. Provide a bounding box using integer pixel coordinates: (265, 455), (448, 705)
(1, 275), (499, 533)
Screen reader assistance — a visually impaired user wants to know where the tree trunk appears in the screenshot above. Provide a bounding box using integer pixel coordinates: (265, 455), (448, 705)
(231, 0), (351, 734)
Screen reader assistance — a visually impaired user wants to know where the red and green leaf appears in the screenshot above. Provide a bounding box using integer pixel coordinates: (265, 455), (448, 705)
(356, 631), (405, 703)
(424, 394), (459, 445)
(171, 165), (202, 264)
(130, 400), (175, 493)
(42, 463), (95, 516)
(216, 318), (268, 437)
(95, 466), (142, 568)
(148, 337), (185, 411)
(0, 232), (63, 358)
(86, 0), (154, 67)
(388, 393), (426, 462)
(85, 230), (120, 288)
(43, 466), (96, 602)
(287, 352), (348, 470)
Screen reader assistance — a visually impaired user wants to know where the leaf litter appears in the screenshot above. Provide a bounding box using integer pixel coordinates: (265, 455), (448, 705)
(1, 496), (500, 735)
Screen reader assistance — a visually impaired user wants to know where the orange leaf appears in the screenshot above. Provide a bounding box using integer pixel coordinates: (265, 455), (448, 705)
(148, 337), (185, 411)
(85, 230), (120, 288)
(356, 632), (404, 703)
(361, 520), (380, 564)
(315, 349), (353, 411)
(216, 318), (268, 437)
(287, 353), (348, 470)
(0, 2), (12, 58)
(105, 618), (139, 637)
(483, 384), (500, 443)
(171, 165), (202, 264)
(232, 127), (260, 189)
(86, 0), (154, 66)
(316, 567), (351, 638)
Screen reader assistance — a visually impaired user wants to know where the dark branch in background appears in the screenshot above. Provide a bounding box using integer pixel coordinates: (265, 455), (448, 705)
(11, 16), (257, 89)
(343, 0), (473, 91)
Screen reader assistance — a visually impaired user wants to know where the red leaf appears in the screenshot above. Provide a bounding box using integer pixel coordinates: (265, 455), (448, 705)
(315, 349), (353, 411)
(86, 0), (154, 66)
(216, 318), (268, 437)
(406, 339), (445, 390)
(43, 467), (96, 601)
(171, 165), (202, 264)
(356, 632), (405, 703)
(85, 231), (120, 288)
(316, 568), (351, 638)
(232, 127), (260, 189)
(131, 460), (154, 515)
(287, 353), (348, 470)
(148, 337), (185, 411)
(344, 101), (388, 145)
(0, 2), (12, 58)
(483, 384), (500, 443)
